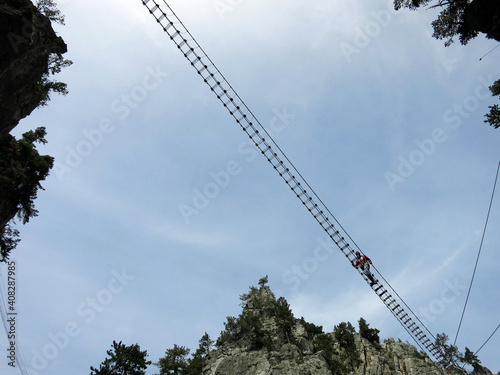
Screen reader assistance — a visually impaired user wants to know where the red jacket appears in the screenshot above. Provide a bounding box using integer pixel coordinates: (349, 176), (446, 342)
(355, 255), (372, 268)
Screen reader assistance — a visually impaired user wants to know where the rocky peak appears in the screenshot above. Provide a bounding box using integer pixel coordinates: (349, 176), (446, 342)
(202, 281), (493, 375)
(244, 285), (276, 309)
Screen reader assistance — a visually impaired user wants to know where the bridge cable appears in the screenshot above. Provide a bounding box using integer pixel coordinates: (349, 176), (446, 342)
(475, 323), (500, 356)
(479, 43), (500, 61)
(453, 160), (500, 346)
(141, 0), (455, 363)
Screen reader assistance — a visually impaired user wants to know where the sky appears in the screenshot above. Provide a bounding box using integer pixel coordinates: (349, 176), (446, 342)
(1, 0), (499, 374)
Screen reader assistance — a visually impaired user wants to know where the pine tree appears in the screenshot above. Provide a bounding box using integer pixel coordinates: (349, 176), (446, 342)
(485, 80), (500, 129)
(185, 333), (214, 375)
(155, 344), (190, 375)
(434, 333), (462, 370)
(258, 275), (268, 287)
(333, 321), (361, 370)
(89, 341), (151, 375)
(0, 128), (54, 261)
(36, 0), (66, 24)
(300, 317), (323, 339)
(358, 317), (380, 345)
(275, 296), (294, 343)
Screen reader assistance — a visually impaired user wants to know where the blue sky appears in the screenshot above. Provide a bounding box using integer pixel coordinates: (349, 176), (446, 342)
(1, 0), (499, 374)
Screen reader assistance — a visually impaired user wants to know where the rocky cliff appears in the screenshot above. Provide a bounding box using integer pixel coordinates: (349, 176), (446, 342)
(202, 283), (492, 375)
(0, 0), (68, 135)
(0, 0), (66, 260)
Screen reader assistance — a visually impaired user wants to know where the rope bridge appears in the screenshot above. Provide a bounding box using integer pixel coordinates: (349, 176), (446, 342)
(140, 0), (447, 364)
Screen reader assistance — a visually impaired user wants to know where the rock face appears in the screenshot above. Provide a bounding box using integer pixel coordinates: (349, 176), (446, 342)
(0, 0), (64, 259)
(0, 0), (67, 135)
(202, 285), (491, 375)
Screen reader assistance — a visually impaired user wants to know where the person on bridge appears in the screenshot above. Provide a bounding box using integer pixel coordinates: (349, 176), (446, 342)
(353, 251), (377, 287)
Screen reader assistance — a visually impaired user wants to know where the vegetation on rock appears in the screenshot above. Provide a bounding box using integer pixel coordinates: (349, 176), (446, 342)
(88, 278), (494, 375)
(0, 0), (71, 260)
(89, 341), (151, 375)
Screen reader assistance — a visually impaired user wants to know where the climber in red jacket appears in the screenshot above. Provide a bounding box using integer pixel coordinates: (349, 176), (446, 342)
(353, 251), (378, 287)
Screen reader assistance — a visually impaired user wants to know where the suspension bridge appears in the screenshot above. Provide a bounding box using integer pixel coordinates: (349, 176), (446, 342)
(139, 0), (482, 368)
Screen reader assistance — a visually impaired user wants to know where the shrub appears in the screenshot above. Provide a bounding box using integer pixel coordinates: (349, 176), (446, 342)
(358, 317), (380, 346)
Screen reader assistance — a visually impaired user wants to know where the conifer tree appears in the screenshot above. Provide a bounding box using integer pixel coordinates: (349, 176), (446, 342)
(185, 333), (214, 375)
(89, 341), (151, 375)
(0, 128), (54, 261)
(358, 317), (380, 345)
(275, 296), (295, 343)
(155, 344), (190, 375)
(485, 80), (500, 129)
(333, 321), (361, 369)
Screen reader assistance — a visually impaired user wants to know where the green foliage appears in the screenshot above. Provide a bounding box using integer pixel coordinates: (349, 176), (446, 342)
(196, 332), (213, 358)
(216, 316), (237, 347)
(160, 333), (214, 375)
(187, 332), (214, 374)
(358, 317), (380, 346)
(185, 355), (203, 375)
(394, 1), (500, 130)
(462, 347), (485, 373)
(33, 0), (73, 108)
(216, 278), (288, 351)
(313, 334), (349, 373)
(36, 54), (72, 107)
(0, 128), (54, 222)
(333, 322), (361, 370)
(333, 322), (356, 349)
(485, 80), (500, 129)
(300, 317), (323, 339)
(36, 0), (66, 24)
(155, 344), (190, 375)
(258, 275), (268, 287)
(216, 311), (272, 351)
(89, 341), (151, 375)
(0, 128), (54, 261)
(275, 296), (295, 342)
(240, 312), (273, 350)
(430, 0), (478, 47)
(239, 286), (258, 307)
(0, 224), (20, 262)
(485, 104), (500, 129)
(434, 333), (463, 370)
(413, 349), (427, 360)
(0, 1), (71, 259)
(393, 0), (498, 46)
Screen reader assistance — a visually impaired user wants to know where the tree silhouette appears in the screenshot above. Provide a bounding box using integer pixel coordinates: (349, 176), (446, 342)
(393, 0), (500, 129)
(0, 127), (54, 261)
(90, 341), (151, 375)
(155, 344), (190, 375)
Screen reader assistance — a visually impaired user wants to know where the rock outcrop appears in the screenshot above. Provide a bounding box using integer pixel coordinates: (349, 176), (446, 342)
(0, 0), (65, 260)
(0, 0), (68, 135)
(202, 283), (492, 375)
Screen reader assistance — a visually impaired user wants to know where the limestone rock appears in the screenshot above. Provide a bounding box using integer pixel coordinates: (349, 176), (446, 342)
(201, 284), (493, 375)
